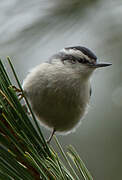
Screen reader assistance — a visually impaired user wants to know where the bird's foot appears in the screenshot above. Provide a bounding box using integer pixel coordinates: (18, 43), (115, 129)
(12, 86), (24, 100)
(46, 129), (56, 144)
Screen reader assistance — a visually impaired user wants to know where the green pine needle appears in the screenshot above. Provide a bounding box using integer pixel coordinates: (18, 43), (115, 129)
(0, 58), (94, 180)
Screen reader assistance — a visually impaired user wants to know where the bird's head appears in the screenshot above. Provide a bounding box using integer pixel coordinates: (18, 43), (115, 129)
(54, 46), (112, 77)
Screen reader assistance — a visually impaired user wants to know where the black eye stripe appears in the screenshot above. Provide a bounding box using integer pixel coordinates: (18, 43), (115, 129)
(61, 55), (75, 62)
(61, 55), (91, 64)
(50, 52), (96, 64)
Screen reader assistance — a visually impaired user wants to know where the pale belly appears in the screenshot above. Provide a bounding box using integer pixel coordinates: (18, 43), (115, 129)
(27, 83), (90, 133)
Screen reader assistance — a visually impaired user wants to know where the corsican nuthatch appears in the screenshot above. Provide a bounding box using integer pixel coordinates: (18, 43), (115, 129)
(23, 46), (112, 142)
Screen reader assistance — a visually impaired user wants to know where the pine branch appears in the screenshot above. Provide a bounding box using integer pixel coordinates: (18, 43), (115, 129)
(0, 58), (93, 180)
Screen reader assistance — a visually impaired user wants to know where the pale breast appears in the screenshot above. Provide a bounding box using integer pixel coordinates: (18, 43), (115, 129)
(23, 62), (91, 133)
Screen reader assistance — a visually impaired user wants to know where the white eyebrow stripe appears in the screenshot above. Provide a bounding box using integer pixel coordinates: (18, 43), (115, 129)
(60, 48), (91, 61)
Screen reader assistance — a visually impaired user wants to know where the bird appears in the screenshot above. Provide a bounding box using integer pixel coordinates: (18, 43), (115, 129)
(22, 46), (112, 143)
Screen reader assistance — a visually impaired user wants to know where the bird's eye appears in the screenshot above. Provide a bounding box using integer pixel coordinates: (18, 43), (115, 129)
(71, 59), (76, 64)
(69, 55), (77, 64)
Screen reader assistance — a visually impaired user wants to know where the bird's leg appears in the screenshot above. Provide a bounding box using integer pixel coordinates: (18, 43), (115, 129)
(46, 129), (56, 144)
(18, 93), (24, 101)
(12, 86), (22, 93)
(12, 86), (30, 114)
(12, 86), (24, 100)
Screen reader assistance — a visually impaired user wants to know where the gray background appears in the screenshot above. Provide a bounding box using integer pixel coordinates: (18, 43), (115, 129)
(0, 0), (122, 179)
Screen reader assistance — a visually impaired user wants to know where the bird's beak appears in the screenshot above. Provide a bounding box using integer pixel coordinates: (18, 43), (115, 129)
(89, 62), (112, 68)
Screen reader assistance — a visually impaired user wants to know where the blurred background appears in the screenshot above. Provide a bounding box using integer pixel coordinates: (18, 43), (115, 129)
(0, 0), (122, 179)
